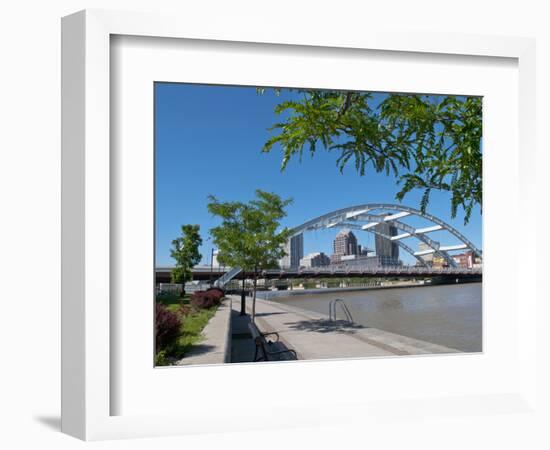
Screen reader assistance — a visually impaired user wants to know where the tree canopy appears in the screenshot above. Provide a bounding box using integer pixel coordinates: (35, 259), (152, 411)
(207, 190), (293, 320)
(261, 90), (482, 224)
(207, 189), (293, 272)
(170, 224), (203, 288)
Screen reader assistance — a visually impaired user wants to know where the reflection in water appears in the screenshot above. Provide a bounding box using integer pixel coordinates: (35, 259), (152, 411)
(378, 298), (404, 310)
(272, 283), (482, 352)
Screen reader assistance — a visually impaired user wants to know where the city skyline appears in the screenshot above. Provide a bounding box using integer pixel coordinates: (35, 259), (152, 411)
(155, 83), (482, 267)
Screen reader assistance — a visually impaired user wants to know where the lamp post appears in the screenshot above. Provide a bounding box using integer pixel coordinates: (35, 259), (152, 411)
(240, 272), (246, 316)
(209, 247), (215, 287)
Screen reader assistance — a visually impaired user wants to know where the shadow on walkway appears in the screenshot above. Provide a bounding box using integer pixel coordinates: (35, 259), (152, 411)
(255, 311), (287, 318)
(285, 319), (366, 334)
(182, 344), (217, 358)
(230, 309), (255, 363)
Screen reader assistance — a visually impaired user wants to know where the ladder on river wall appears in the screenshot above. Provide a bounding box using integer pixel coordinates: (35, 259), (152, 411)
(328, 298), (354, 323)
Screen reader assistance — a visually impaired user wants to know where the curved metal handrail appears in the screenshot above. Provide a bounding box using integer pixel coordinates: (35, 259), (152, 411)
(329, 298), (354, 323)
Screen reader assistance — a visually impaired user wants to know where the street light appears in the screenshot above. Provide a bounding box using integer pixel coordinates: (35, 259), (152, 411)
(240, 272), (246, 316)
(209, 247), (215, 287)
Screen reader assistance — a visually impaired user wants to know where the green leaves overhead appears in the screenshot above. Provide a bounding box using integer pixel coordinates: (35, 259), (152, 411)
(261, 90), (482, 224)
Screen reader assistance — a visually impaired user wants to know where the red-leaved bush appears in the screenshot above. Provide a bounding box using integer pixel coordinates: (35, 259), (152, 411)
(155, 303), (182, 352)
(190, 289), (224, 310)
(178, 304), (192, 317)
(207, 287), (225, 298)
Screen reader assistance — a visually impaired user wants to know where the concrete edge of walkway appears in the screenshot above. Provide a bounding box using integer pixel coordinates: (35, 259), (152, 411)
(175, 297), (232, 366)
(223, 297), (233, 362)
(237, 295), (460, 360)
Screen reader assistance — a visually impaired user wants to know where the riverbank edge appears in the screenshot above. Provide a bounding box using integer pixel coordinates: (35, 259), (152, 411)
(232, 295), (460, 358)
(256, 281), (479, 300)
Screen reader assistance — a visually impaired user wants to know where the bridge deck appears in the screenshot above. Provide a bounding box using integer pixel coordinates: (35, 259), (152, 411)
(230, 295), (459, 360)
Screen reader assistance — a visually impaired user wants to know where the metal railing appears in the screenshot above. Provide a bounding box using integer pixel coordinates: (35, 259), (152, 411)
(267, 265), (482, 277)
(328, 298), (354, 323)
(213, 266), (242, 288)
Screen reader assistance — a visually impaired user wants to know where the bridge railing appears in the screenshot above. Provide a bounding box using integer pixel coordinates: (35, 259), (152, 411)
(264, 265), (482, 276)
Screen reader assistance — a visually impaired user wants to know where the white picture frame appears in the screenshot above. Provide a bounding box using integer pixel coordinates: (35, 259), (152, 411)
(61, 9), (538, 441)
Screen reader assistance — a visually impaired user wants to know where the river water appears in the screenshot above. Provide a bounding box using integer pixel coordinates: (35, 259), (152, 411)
(271, 283), (482, 352)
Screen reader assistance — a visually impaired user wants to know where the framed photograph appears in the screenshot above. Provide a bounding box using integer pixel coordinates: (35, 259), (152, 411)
(62, 9), (537, 441)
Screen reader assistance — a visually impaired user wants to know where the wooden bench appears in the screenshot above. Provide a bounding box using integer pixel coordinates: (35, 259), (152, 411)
(248, 322), (297, 362)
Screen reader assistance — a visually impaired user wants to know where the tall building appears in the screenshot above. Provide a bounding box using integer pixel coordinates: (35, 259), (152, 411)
(299, 252), (330, 268)
(331, 229), (358, 263)
(374, 222), (399, 265)
(417, 242), (434, 265)
(279, 233), (304, 269)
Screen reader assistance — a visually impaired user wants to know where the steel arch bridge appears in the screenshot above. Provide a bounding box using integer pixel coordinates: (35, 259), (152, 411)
(289, 204), (482, 268)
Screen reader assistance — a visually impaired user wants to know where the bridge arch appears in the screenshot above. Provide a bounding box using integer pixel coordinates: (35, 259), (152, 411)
(289, 203), (481, 268)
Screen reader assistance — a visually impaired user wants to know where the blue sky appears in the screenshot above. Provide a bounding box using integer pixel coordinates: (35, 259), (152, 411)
(155, 83), (482, 266)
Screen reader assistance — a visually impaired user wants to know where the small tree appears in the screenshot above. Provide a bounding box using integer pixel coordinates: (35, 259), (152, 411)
(207, 190), (292, 321)
(170, 224), (202, 296)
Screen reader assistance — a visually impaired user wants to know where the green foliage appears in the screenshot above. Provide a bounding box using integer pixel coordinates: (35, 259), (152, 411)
(156, 292), (190, 311)
(169, 307), (218, 360)
(170, 224), (203, 285)
(207, 189), (293, 273)
(261, 90), (482, 223)
(155, 350), (168, 366)
(155, 291), (180, 304)
(155, 306), (218, 365)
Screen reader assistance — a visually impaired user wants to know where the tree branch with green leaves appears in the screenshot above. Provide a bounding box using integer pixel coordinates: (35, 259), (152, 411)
(261, 90), (482, 224)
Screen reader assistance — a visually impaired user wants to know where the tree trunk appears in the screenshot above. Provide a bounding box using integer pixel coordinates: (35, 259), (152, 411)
(251, 276), (258, 323)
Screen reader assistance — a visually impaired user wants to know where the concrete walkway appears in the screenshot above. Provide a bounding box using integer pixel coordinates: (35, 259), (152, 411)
(228, 295), (459, 361)
(175, 298), (232, 366)
(229, 298), (256, 363)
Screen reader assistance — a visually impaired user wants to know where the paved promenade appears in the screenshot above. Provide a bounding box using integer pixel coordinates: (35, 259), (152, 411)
(229, 295), (459, 360)
(175, 298), (232, 366)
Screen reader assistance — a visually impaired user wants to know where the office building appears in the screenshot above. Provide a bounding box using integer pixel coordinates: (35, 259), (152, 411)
(279, 233), (304, 269)
(417, 242), (434, 265)
(299, 252), (331, 268)
(452, 251), (475, 269)
(331, 229), (358, 263)
(374, 222), (400, 265)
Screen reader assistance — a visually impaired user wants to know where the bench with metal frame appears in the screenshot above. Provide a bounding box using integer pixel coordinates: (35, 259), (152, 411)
(248, 322), (297, 362)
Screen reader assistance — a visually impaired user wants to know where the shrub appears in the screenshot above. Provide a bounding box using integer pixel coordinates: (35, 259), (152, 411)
(206, 287), (225, 298)
(178, 304), (193, 318)
(155, 349), (168, 366)
(155, 303), (182, 352)
(190, 290), (223, 310)
(156, 291), (179, 303)
(207, 290), (224, 302)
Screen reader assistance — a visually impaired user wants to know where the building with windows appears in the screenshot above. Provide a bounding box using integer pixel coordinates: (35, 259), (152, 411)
(431, 255), (449, 269)
(279, 233), (304, 269)
(337, 254), (401, 269)
(299, 252), (331, 268)
(417, 242), (434, 266)
(331, 229), (359, 263)
(452, 251), (478, 269)
(374, 222), (399, 265)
